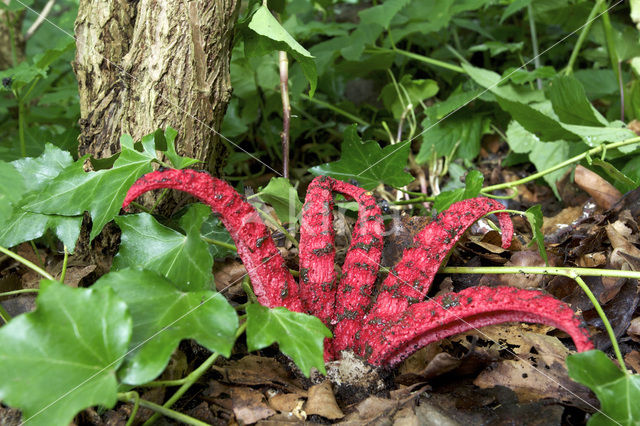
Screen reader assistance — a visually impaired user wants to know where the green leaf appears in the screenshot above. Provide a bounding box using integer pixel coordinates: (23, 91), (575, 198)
(0, 160), (26, 223)
(567, 350), (640, 426)
(309, 125), (414, 190)
(546, 75), (608, 127)
(417, 115), (489, 162)
(433, 169), (483, 212)
(0, 62), (46, 92)
(246, 304), (332, 377)
(525, 205), (548, 265)
(93, 269), (238, 385)
(461, 63), (545, 104)
(0, 281), (131, 426)
(245, 5), (317, 96)
(380, 75), (439, 118)
(0, 144), (81, 250)
(591, 159), (637, 193)
(496, 98), (578, 141)
(113, 208), (214, 292)
(500, 0), (532, 23)
(200, 213), (236, 258)
(22, 135), (155, 240)
(255, 178), (302, 224)
(162, 127), (201, 169)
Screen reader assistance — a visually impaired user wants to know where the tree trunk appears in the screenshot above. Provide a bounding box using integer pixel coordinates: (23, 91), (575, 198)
(72, 0), (239, 176)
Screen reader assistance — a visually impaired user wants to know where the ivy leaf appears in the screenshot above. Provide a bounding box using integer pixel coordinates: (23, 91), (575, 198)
(200, 213), (236, 258)
(309, 125), (414, 190)
(22, 135), (155, 240)
(0, 281), (131, 426)
(246, 304), (332, 377)
(567, 350), (640, 425)
(93, 269), (238, 385)
(113, 207), (214, 292)
(255, 177), (302, 224)
(161, 127), (201, 169)
(245, 5), (317, 96)
(0, 144), (81, 250)
(525, 204), (548, 265)
(433, 169), (484, 212)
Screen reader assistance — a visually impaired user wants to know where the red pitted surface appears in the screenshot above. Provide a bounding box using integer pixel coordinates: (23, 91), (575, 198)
(364, 198), (513, 326)
(355, 286), (594, 366)
(299, 176), (384, 359)
(125, 169), (592, 368)
(123, 169), (303, 313)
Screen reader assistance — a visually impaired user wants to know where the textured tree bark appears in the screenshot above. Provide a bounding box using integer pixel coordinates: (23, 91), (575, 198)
(72, 0), (239, 176)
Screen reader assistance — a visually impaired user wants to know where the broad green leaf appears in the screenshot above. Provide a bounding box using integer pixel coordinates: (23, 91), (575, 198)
(462, 63), (545, 104)
(469, 41), (523, 56)
(309, 125), (414, 190)
(255, 177), (302, 224)
(0, 281), (131, 426)
(23, 135), (155, 240)
(246, 304), (332, 377)
(546, 75), (608, 127)
(417, 115), (489, 163)
(0, 144), (81, 250)
(0, 161), (26, 223)
(201, 213), (236, 258)
(503, 66), (556, 84)
(567, 350), (640, 426)
(0, 210), (81, 250)
(500, 0), (532, 23)
(574, 69), (619, 100)
(525, 205), (548, 265)
(359, 0), (411, 28)
(162, 127), (200, 169)
(245, 5), (317, 96)
(559, 123), (636, 151)
(94, 269), (238, 385)
(496, 98), (578, 141)
(113, 208), (214, 292)
(428, 88), (484, 119)
(0, 62), (46, 92)
(433, 169), (483, 212)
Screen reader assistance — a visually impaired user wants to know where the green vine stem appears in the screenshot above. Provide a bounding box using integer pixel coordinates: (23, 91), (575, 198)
(0, 289), (39, 297)
(119, 391), (140, 426)
(526, 3), (542, 90)
(441, 265), (631, 374)
(142, 322), (247, 425)
(201, 236), (237, 252)
(482, 136), (640, 194)
(0, 304), (11, 324)
(0, 245), (55, 281)
(119, 392), (209, 426)
(564, 0), (603, 75)
(366, 47), (466, 74)
(59, 246), (69, 284)
(299, 93), (370, 126)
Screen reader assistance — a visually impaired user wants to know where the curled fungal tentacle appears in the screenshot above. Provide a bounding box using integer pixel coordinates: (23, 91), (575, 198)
(123, 169), (303, 313)
(356, 286), (594, 366)
(361, 198), (513, 340)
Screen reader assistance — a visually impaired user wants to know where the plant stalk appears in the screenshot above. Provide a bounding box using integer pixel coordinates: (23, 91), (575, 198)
(565, 0), (603, 74)
(279, 50), (291, 179)
(300, 94), (370, 126)
(0, 245), (55, 281)
(366, 47), (466, 74)
(526, 3), (542, 90)
(119, 392), (209, 426)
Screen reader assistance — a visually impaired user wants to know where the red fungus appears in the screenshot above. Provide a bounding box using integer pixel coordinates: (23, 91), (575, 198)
(123, 169), (594, 368)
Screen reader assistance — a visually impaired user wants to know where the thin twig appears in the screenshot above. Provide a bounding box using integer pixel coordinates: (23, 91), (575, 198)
(279, 50), (290, 178)
(25, 0), (56, 40)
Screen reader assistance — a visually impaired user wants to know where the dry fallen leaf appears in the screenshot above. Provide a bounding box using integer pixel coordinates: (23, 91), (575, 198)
(231, 387), (275, 424)
(574, 165), (622, 210)
(304, 381), (344, 420)
(628, 317), (640, 342)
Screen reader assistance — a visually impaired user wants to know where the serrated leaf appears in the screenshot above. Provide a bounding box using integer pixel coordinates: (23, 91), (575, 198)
(255, 177), (302, 224)
(22, 135), (155, 240)
(93, 269), (238, 385)
(567, 350), (640, 426)
(525, 205), (548, 265)
(433, 169), (483, 212)
(309, 125), (414, 190)
(246, 304), (332, 377)
(113, 208), (214, 292)
(0, 281), (131, 426)
(245, 5), (317, 96)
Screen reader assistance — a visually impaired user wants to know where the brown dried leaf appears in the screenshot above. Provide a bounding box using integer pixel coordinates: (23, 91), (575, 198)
(213, 355), (305, 394)
(267, 392), (304, 414)
(304, 381), (344, 420)
(231, 387), (275, 424)
(574, 165), (622, 210)
(628, 317), (640, 342)
(625, 350), (640, 374)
